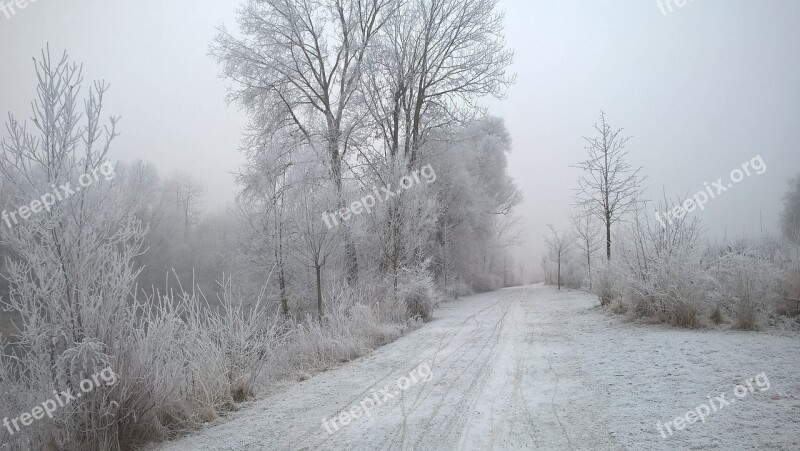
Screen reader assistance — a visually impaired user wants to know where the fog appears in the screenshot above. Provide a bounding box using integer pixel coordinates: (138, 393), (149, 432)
(1, 0), (798, 273)
(2, 2), (799, 449)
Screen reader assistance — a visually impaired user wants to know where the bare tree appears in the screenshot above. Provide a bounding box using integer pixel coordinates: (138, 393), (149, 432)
(363, 0), (514, 166)
(574, 111), (645, 260)
(571, 208), (602, 288)
(212, 0), (394, 283)
(174, 172), (205, 234)
(781, 174), (800, 244)
(544, 224), (572, 290)
(286, 147), (340, 321)
(540, 255), (548, 285)
(236, 133), (296, 317)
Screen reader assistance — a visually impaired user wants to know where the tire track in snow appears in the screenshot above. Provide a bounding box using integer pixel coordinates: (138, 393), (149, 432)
(157, 286), (623, 451)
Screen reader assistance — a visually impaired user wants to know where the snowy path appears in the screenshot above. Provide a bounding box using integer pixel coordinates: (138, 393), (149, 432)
(157, 284), (800, 450)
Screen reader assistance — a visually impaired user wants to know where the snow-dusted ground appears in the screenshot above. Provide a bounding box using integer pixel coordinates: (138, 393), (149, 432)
(156, 284), (800, 450)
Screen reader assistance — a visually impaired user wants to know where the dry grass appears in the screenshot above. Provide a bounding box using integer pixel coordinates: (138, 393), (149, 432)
(667, 301), (703, 328)
(732, 296), (761, 330)
(709, 304), (726, 325)
(0, 270), (440, 451)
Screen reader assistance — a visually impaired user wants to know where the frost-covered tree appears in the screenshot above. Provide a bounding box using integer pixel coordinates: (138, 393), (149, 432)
(173, 172), (206, 234)
(781, 174), (800, 244)
(0, 50), (141, 345)
(0, 49), (145, 450)
(286, 147), (341, 320)
(574, 111), (645, 260)
(422, 118), (521, 292)
(362, 0), (514, 166)
(356, 157), (439, 289)
(212, 0), (395, 283)
(235, 130), (300, 316)
(572, 208), (602, 287)
(545, 225), (572, 290)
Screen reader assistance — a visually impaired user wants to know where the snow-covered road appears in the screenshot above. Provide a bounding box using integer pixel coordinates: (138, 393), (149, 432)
(158, 284), (799, 450)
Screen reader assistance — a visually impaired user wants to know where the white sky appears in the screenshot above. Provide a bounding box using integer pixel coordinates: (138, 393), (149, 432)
(1, 0), (799, 269)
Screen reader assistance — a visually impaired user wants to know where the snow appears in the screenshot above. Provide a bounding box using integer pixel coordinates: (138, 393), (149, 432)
(155, 284), (800, 450)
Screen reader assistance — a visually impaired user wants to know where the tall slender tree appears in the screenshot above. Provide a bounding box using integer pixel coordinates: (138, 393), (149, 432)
(572, 208), (601, 287)
(781, 174), (800, 244)
(574, 111), (645, 260)
(545, 225), (572, 290)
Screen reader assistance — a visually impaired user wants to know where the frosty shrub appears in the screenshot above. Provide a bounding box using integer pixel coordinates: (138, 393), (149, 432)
(204, 276), (286, 402)
(469, 273), (504, 293)
(709, 252), (784, 330)
(0, 49), (147, 450)
(324, 280), (404, 350)
(0, 51), (287, 450)
(591, 260), (623, 307)
(594, 199), (794, 330)
(445, 279), (473, 299)
(607, 200), (709, 327)
(268, 278), (410, 380)
(395, 265), (439, 321)
(620, 246), (708, 327)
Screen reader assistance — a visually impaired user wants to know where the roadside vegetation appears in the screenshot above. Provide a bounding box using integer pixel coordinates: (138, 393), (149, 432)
(542, 114), (800, 330)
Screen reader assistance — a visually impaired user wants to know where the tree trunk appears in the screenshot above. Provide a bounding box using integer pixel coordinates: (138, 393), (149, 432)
(557, 259), (561, 290)
(605, 215), (612, 260)
(442, 238), (447, 293)
(315, 264), (323, 321)
(279, 264), (288, 317)
(276, 220), (289, 317)
(342, 225), (359, 284)
(330, 133), (359, 285)
(389, 198), (402, 292)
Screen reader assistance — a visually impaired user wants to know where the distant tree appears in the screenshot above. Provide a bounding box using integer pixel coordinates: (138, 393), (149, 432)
(423, 118), (522, 292)
(574, 111), (645, 260)
(572, 208), (602, 287)
(173, 172), (205, 234)
(545, 224), (572, 290)
(781, 174), (800, 243)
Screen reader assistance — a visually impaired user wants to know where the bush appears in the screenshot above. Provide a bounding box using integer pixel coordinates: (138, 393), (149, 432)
(395, 266), (439, 321)
(709, 252), (784, 330)
(595, 201), (709, 327)
(593, 201), (795, 331)
(445, 279), (472, 299)
(0, 263), (434, 450)
(469, 273), (503, 293)
(591, 262), (620, 306)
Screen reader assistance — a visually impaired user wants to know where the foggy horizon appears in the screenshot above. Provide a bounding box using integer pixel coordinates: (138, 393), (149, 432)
(3, 1), (797, 273)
